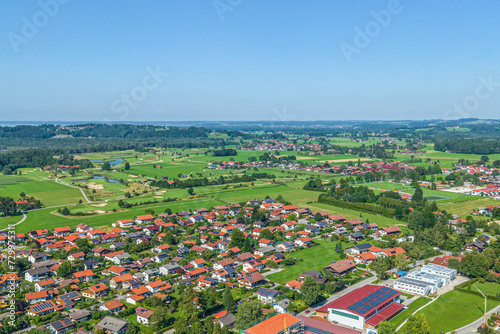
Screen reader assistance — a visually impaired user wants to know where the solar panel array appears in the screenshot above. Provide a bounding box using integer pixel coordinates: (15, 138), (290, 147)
(346, 287), (398, 315)
(33, 301), (53, 312)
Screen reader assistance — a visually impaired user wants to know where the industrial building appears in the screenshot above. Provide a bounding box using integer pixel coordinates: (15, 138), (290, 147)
(393, 264), (457, 296)
(316, 285), (403, 330)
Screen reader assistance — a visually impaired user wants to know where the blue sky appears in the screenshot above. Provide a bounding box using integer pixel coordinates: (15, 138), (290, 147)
(0, 0), (499, 122)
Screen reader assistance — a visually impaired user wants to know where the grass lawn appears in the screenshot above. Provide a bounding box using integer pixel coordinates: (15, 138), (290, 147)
(4, 197), (223, 233)
(400, 290), (500, 333)
(438, 197), (500, 218)
(0, 177), (85, 206)
(0, 214), (24, 227)
(472, 282), (500, 296)
(266, 239), (353, 284)
(389, 296), (431, 327)
(213, 184), (324, 207)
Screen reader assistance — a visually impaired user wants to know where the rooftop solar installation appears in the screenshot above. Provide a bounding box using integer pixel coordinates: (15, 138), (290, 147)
(376, 296), (387, 302)
(380, 287), (390, 292)
(348, 305), (358, 311)
(354, 301), (364, 307)
(368, 293), (378, 298)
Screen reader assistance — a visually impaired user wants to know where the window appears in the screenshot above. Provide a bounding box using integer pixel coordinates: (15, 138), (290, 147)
(331, 310), (359, 320)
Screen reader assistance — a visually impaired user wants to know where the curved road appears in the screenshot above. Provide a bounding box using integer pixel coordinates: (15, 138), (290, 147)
(0, 212), (27, 231)
(55, 178), (90, 203)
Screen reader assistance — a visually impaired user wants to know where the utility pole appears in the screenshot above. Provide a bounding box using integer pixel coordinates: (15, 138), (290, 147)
(473, 284), (487, 325)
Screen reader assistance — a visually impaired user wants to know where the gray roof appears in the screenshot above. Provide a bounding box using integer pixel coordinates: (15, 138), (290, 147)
(218, 314), (235, 326)
(95, 316), (128, 332)
(69, 309), (91, 321)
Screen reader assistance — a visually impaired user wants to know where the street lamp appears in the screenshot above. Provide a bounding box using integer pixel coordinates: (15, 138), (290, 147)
(473, 284), (487, 325)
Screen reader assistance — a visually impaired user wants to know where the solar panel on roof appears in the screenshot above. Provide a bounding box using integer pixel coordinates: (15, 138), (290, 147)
(387, 290), (397, 295)
(359, 307), (371, 314)
(368, 293), (378, 299)
(348, 305), (358, 311)
(377, 296), (387, 302)
(374, 290), (383, 295)
(354, 301), (364, 307)
(361, 297), (371, 303)
(380, 287), (390, 292)
(369, 300), (381, 306)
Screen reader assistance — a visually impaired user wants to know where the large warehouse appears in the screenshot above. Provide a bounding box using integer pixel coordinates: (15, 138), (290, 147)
(316, 285), (404, 330)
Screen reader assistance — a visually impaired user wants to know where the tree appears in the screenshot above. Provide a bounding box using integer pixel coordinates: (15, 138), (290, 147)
(259, 228), (274, 241)
(335, 243), (342, 254)
(300, 276), (320, 306)
(371, 256), (391, 279)
(394, 254), (409, 271)
(125, 323), (141, 334)
(460, 253), (490, 278)
(404, 314), (430, 334)
(235, 301), (262, 330)
(151, 306), (170, 328)
(124, 162), (130, 170)
(448, 258), (460, 271)
(408, 210), (424, 231)
(229, 229), (245, 249)
(57, 261), (73, 278)
(378, 321), (396, 334)
(102, 161), (111, 171)
(61, 207), (70, 215)
(412, 187), (423, 203)
(187, 187), (194, 195)
(223, 285), (236, 314)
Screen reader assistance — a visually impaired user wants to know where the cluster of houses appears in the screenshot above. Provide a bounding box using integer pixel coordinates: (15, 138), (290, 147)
(0, 196), (417, 333)
(344, 243), (408, 266)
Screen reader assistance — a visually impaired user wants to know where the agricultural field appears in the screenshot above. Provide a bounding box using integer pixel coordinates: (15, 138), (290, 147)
(400, 290), (500, 333)
(0, 174), (85, 206)
(266, 239), (354, 284)
(438, 197), (500, 218)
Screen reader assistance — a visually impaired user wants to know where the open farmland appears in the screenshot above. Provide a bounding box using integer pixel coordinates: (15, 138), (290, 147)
(0, 175), (85, 206)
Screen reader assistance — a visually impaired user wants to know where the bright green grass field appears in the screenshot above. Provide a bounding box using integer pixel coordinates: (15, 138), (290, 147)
(472, 282), (500, 296)
(266, 239), (354, 284)
(213, 184), (323, 206)
(1, 198), (222, 233)
(390, 296), (431, 327)
(0, 177), (84, 206)
(401, 290), (500, 333)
